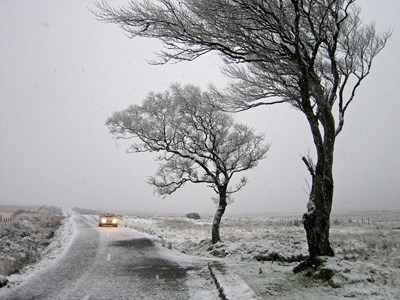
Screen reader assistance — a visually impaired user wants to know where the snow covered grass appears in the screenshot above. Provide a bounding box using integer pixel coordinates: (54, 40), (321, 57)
(331, 222), (400, 260)
(1, 207), (399, 299)
(121, 212), (400, 299)
(0, 208), (64, 277)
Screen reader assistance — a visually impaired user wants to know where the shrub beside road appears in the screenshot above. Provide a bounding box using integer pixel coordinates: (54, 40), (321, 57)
(0, 207), (63, 277)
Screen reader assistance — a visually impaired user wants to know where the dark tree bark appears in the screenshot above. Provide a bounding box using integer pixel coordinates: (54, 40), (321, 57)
(294, 146), (335, 272)
(303, 147), (335, 258)
(211, 185), (228, 244)
(298, 75), (337, 263)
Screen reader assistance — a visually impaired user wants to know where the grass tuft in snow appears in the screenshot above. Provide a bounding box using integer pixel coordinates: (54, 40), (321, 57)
(121, 212), (400, 299)
(0, 210), (64, 277)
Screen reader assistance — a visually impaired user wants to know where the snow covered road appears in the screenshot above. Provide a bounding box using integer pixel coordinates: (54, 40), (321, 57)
(0, 213), (219, 299)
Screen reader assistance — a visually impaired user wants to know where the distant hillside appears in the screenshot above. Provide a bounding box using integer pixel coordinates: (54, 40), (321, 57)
(0, 205), (62, 215)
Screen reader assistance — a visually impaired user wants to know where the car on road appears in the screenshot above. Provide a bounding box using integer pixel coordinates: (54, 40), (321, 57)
(98, 213), (119, 227)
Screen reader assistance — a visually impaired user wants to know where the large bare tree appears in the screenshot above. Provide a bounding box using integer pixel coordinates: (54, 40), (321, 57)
(106, 84), (269, 243)
(95, 0), (390, 268)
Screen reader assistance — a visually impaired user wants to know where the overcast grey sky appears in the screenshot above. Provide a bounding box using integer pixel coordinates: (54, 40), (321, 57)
(1, 0), (399, 215)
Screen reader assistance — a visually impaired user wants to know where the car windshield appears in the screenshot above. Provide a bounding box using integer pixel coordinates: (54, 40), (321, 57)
(100, 213), (115, 218)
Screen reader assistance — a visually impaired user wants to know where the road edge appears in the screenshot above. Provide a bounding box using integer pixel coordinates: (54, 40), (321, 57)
(208, 262), (259, 300)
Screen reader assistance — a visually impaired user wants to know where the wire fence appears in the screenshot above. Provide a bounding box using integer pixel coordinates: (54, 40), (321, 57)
(0, 210), (25, 224)
(0, 213), (14, 223)
(266, 217), (379, 227)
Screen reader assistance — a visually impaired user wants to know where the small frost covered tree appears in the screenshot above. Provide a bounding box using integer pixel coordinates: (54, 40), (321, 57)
(95, 0), (390, 268)
(106, 84), (269, 243)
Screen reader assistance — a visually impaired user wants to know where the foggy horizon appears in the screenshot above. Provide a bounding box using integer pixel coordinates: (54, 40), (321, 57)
(1, 0), (399, 216)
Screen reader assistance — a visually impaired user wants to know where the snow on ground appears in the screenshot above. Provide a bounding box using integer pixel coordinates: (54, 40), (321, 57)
(0, 207), (76, 289)
(1, 208), (256, 299)
(121, 212), (400, 299)
(1, 208), (399, 299)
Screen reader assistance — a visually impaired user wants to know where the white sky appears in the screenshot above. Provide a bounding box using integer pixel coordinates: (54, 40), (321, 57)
(0, 0), (399, 215)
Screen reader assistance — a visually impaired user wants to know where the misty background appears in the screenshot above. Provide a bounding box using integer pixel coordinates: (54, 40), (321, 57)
(1, 0), (399, 215)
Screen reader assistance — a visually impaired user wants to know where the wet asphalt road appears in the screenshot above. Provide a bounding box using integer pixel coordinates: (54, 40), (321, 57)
(1, 214), (218, 300)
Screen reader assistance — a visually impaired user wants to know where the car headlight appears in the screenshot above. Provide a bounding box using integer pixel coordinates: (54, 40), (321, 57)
(112, 218), (118, 224)
(101, 218), (107, 223)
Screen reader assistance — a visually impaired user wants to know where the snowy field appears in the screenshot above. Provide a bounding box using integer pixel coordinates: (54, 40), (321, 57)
(0, 207), (64, 278)
(1, 208), (399, 299)
(121, 212), (400, 299)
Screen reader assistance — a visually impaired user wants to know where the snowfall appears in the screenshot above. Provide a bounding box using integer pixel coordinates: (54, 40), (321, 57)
(1, 208), (400, 299)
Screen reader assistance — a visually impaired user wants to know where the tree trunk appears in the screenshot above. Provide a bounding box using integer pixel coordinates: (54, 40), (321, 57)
(211, 186), (227, 244)
(294, 155), (335, 273)
(303, 163), (335, 258)
(296, 96), (336, 272)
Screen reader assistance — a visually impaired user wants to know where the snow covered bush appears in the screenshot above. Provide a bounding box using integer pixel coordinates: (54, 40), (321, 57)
(186, 212), (201, 220)
(0, 209), (63, 277)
